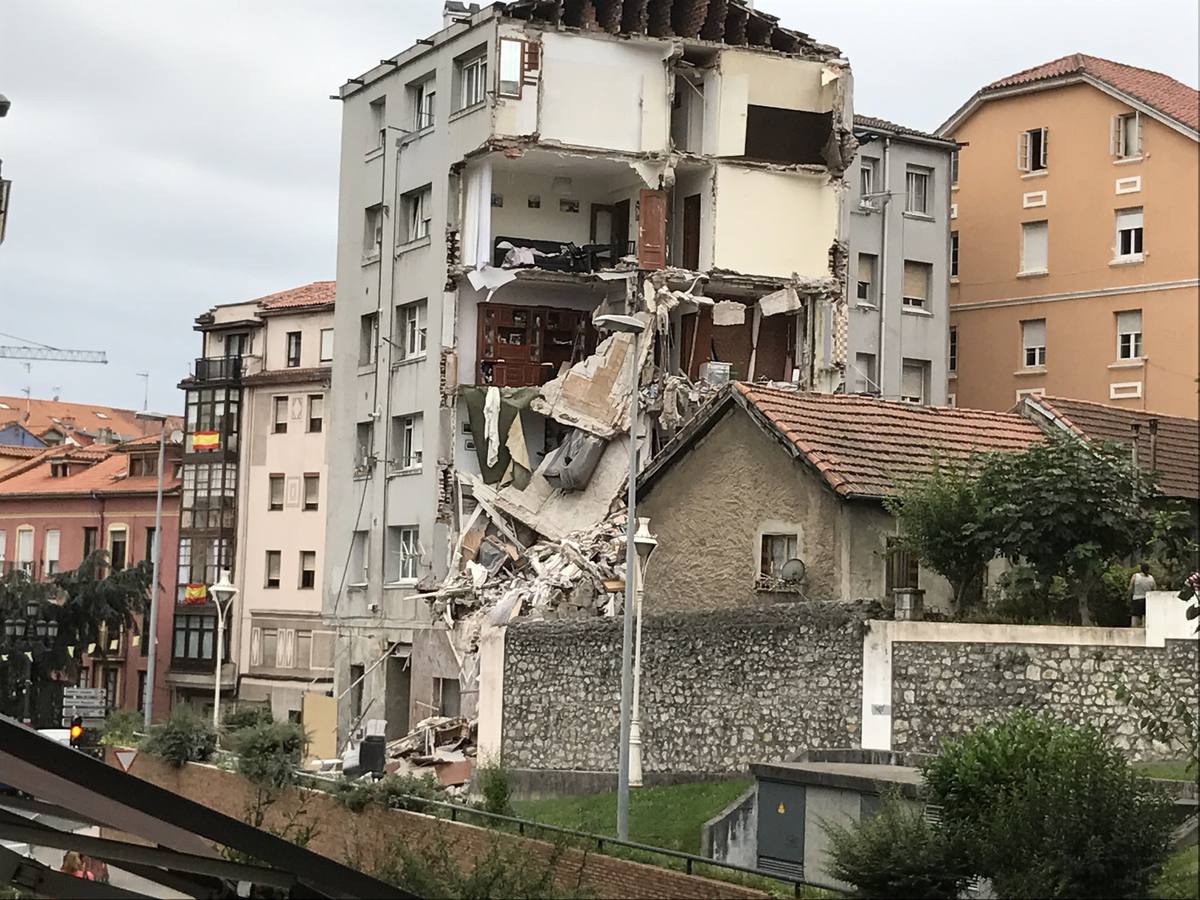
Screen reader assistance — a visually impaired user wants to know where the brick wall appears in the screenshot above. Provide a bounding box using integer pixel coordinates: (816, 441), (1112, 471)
(112, 751), (763, 900)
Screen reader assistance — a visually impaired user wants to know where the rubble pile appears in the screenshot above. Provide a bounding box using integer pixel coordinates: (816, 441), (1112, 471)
(378, 715), (478, 789)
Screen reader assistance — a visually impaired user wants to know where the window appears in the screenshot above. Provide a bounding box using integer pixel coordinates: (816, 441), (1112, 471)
(285, 331), (302, 368)
(759, 533), (798, 578)
(1020, 220), (1048, 274)
(300, 551), (317, 589)
(1112, 112), (1141, 158)
(386, 526), (419, 583)
(83, 526), (99, 559)
(44, 529), (60, 575)
(129, 453), (158, 477)
(109, 527), (128, 572)
(15, 527), (33, 574)
(949, 327), (958, 374)
(359, 313), (379, 366)
(319, 328), (334, 362)
(1117, 310), (1143, 359)
(265, 550), (281, 589)
(401, 186), (432, 243)
(905, 167), (930, 215)
(225, 332), (250, 357)
(433, 676), (461, 717)
(950, 232), (959, 278)
(308, 394), (324, 433)
(498, 38), (526, 97)
(856, 254), (877, 304)
(885, 537), (919, 592)
(392, 414), (422, 470)
(1018, 127), (1048, 172)
(173, 614), (217, 661)
(859, 158), (877, 199)
(180, 463), (237, 530)
(355, 422), (374, 472)
(268, 474), (284, 511)
(1115, 207), (1144, 258)
(853, 352), (877, 394)
(137, 671), (146, 712)
(0, 531), (5, 565)
(145, 527), (157, 564)
(185, 386), (241, 454)
(900, 359), (929, 404)
(902, 260), (931, 308)
(457, 52), (487, 110)
(368, 96), (386, 150)
(950, 149), (959, 186)
(295, 630), (313, 670)
(412, 77), (436, 130)
(272, 396), (289, 434)
(350, 531), (369, 585)
(1022, 319), (1046, 368)
(262, 628), (278, 667)
(394, 300), (427, 359)
(303, 474), (320, 511)
(363, 204), (383, 257)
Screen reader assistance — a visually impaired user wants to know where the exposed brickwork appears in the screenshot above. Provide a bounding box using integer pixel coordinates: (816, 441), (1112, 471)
(744, 12), (772, 46)
(698, 0), (727, 41)
(646, 0), (673, 36)
(723, 4), (747, 45)
(621, 0), (649, 33)
(672, 0), (709, 37)
(112, 753), (763, 900)
(595, 0), (623, 32)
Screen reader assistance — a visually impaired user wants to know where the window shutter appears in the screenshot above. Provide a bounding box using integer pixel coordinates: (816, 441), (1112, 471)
(1134, 112), (1142, 154)
(250, 627), (262, 666)
(1022, 319), (1045, 350)
(1017, 131), (1030, 171)
(1022, 221), (1048, 271)
(1039, 128), (1048, 168)
(1116, 309), (1142, 334)
(901, 364), (924, 401)
(902, 261), (928, 299)
(637, 189), (668, 269)
(858, 255), (874, 284)
(1110, 115), (1120, 156)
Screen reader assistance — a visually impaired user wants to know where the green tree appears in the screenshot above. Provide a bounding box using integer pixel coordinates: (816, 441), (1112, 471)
(885, 460), (994, 612)
(977, 435), (1157, 623)
(923, 712), (1175, 899)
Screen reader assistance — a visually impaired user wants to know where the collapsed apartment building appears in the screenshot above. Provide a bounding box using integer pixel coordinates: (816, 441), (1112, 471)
(324, 0), (855, 748)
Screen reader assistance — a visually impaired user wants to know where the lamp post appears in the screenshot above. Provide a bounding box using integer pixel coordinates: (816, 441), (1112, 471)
(593, 313), (645, 842)
(135, 410), (168, 728)
(208, 570), (238, 730)
(629, 517), (657, 788)
(2, 597), (60, 725)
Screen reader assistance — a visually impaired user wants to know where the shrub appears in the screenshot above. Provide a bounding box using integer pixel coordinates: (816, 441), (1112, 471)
(923, 711), (1175, 898)
(825, 793), (968, 899)
(476, 756), (513, 816)
(330, 771), (448, 813)
(99, 708), (143, 747)
(1089, 563), (1136, 627)
(230, 721), (307, 790)
(142, 704), (217, 768)
(987, 565), (1073, 624)
(223, 704), (273, 733)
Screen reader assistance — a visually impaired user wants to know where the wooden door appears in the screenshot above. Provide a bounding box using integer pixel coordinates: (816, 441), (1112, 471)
(637, 189), (667, 269)
(682, 193), (701, 270)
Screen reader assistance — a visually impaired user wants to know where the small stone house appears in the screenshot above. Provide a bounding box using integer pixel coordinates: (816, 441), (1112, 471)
(637, 384), (1044, 613)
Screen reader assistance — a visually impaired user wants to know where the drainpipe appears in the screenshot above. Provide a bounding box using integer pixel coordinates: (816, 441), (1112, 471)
(1148, 419), (1159, 474)
(876, 137), (892, 396)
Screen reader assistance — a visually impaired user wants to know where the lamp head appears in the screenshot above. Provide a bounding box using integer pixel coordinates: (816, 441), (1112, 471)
(633, 517), (657, 564)
(209, 569), (238, 603)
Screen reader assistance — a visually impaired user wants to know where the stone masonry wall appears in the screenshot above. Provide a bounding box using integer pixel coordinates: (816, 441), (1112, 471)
(502, 605), (865, 773)
(891, 639), (1199, 759)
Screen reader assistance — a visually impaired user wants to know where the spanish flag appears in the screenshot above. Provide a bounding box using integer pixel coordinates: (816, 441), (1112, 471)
(184, 583), (208, 604)
(192, 431), (220, 451)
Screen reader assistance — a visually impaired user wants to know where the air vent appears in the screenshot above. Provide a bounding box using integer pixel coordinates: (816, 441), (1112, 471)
(757, 856), (805, 880)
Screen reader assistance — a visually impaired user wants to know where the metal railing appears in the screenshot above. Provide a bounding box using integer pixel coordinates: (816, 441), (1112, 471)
(296, 772), (817, 896)
(193, 356), (242, 382)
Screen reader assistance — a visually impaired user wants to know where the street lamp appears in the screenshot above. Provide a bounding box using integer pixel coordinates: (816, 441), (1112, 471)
(593, 312), (645, 842)
(1, 598), (59, 725)
(628, 517), (657, 789)
(208, 569), (238, 730)
(135, 410), (169, 728)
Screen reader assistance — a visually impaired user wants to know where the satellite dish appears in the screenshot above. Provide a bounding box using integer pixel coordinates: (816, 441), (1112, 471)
(170, 429), (184, 444)
(780, 558), (807, 584)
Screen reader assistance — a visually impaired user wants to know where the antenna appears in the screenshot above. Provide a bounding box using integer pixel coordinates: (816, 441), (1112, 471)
(137, 372), (150, 411)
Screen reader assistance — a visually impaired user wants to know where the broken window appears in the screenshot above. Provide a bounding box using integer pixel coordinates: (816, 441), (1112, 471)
(905, 167), (931, 215)
(498, 39), (523, 97)
(760, 533), (798, 578)
(349, 664), (365, 721)
(885, 538), (919, 593)
(359, 312), (379, 366)
(394, 300), (427, 360)
(401, 186), (432, 243)
(1018, 127), (1048, 172)
(434, 676), (461, 718)
(385, 526), (419, 583)
(742, 107), (832, 165)
(363, 204), (383, 257)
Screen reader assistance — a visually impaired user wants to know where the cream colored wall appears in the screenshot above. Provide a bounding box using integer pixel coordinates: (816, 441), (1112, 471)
(201, 301), (259, 358)
(948, 82), (1199, 414)
(262, 309), (333, 370)
(719, 51), (835, 112)
(712, 165), (839, 279)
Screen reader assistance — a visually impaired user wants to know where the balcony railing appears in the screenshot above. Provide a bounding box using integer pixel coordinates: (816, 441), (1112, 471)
(193, 356), (242, 382)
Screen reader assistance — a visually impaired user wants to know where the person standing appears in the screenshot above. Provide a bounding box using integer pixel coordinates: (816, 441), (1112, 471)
(1129, 563), (1156, 627)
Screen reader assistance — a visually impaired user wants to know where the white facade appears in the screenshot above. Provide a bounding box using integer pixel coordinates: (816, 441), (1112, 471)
(326, 0), (854, 743)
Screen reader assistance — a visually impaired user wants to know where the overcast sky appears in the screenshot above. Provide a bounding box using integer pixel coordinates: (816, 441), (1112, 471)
(2, 0), (1196, 413)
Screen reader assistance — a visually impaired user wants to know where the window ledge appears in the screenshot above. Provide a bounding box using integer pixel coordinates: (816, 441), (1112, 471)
(364, 146), (384, 163)
(951, 184), (959, 192)
(347, 582), (367, 592)
(383, 579), (419, 590)
(902, 211), (935, 222)
(396, 235), (432, 256)
(391, 354), (427, 370)
(1110, 254), (1145, 267)
(949, 275), (960, 284)
(1114, 156), (1144, 166)
(357, 363), (377, 376)
(901, 306), (934, 317)
(1014, 365), (1047, 376)
(449, 101), (485, 123)
(361, 253), (381, 267)
(854, 302), (879, 312)
(387, 465), (422, 479)
(948, 371), (958, 380)
(1021, 170), (1048, 180)
(1108, 358), (1146, 369)
(1017, 268), (1049, 279)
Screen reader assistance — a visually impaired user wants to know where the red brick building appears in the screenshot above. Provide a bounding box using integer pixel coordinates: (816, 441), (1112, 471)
(0, 437), (181, 719)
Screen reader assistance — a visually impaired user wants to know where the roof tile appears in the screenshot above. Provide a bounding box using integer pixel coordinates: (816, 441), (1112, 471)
(0, 397), (182, 443)
(0, 445), (181, 497)
(255, 280), (336, 311)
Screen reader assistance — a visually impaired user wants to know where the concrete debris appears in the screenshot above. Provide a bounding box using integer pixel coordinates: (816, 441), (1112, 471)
(385, 715), (478, 786)
(758, 285), (802, 317)
(712, 300), (747, 326)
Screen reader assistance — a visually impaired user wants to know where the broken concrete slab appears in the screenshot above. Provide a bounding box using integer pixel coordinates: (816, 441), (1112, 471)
(759, 285), (802, 317)
(712, 300), (747, 326)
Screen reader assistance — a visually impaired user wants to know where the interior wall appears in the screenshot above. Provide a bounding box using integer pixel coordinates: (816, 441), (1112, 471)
(720, 51), (834, 112)
(670, 167), (714, 270)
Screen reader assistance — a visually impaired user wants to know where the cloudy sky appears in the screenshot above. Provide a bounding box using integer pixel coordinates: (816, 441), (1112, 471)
(2, 0), (1196, 413)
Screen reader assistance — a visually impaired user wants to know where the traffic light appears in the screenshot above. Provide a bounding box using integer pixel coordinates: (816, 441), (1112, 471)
(69, 716), (84, 747)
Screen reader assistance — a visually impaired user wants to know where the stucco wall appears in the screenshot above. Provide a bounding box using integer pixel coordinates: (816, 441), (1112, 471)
(502, 606), (865, 774)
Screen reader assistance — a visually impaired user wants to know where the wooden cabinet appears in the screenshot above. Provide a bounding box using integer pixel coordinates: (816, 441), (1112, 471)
(477, 303), (594, 387)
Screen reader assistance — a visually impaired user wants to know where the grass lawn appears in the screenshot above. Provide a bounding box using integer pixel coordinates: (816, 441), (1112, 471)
(1136, 759), (1199, 782)
(512, 778), (752, 853)
(1152, 843), (1199, 899)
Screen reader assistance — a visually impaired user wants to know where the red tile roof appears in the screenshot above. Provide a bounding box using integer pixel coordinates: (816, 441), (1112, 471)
(0, 445), (46, 459)
(0, 444), (181, 497)
(984, 53), (1198, 132)
(254, 280), (336, 312)
(733, 385), (1045, 499)
(0, 397), (183, 443)
(854, 115), (956, 145)
(1022, 396), (1199, 500)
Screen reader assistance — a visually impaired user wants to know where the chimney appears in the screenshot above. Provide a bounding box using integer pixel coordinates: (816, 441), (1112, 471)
(443, 1), (478, 28)
(1148, 419), (1159, 473)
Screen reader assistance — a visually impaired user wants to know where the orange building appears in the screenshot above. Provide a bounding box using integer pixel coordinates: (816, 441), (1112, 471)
(938, 54), (1198, 416)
